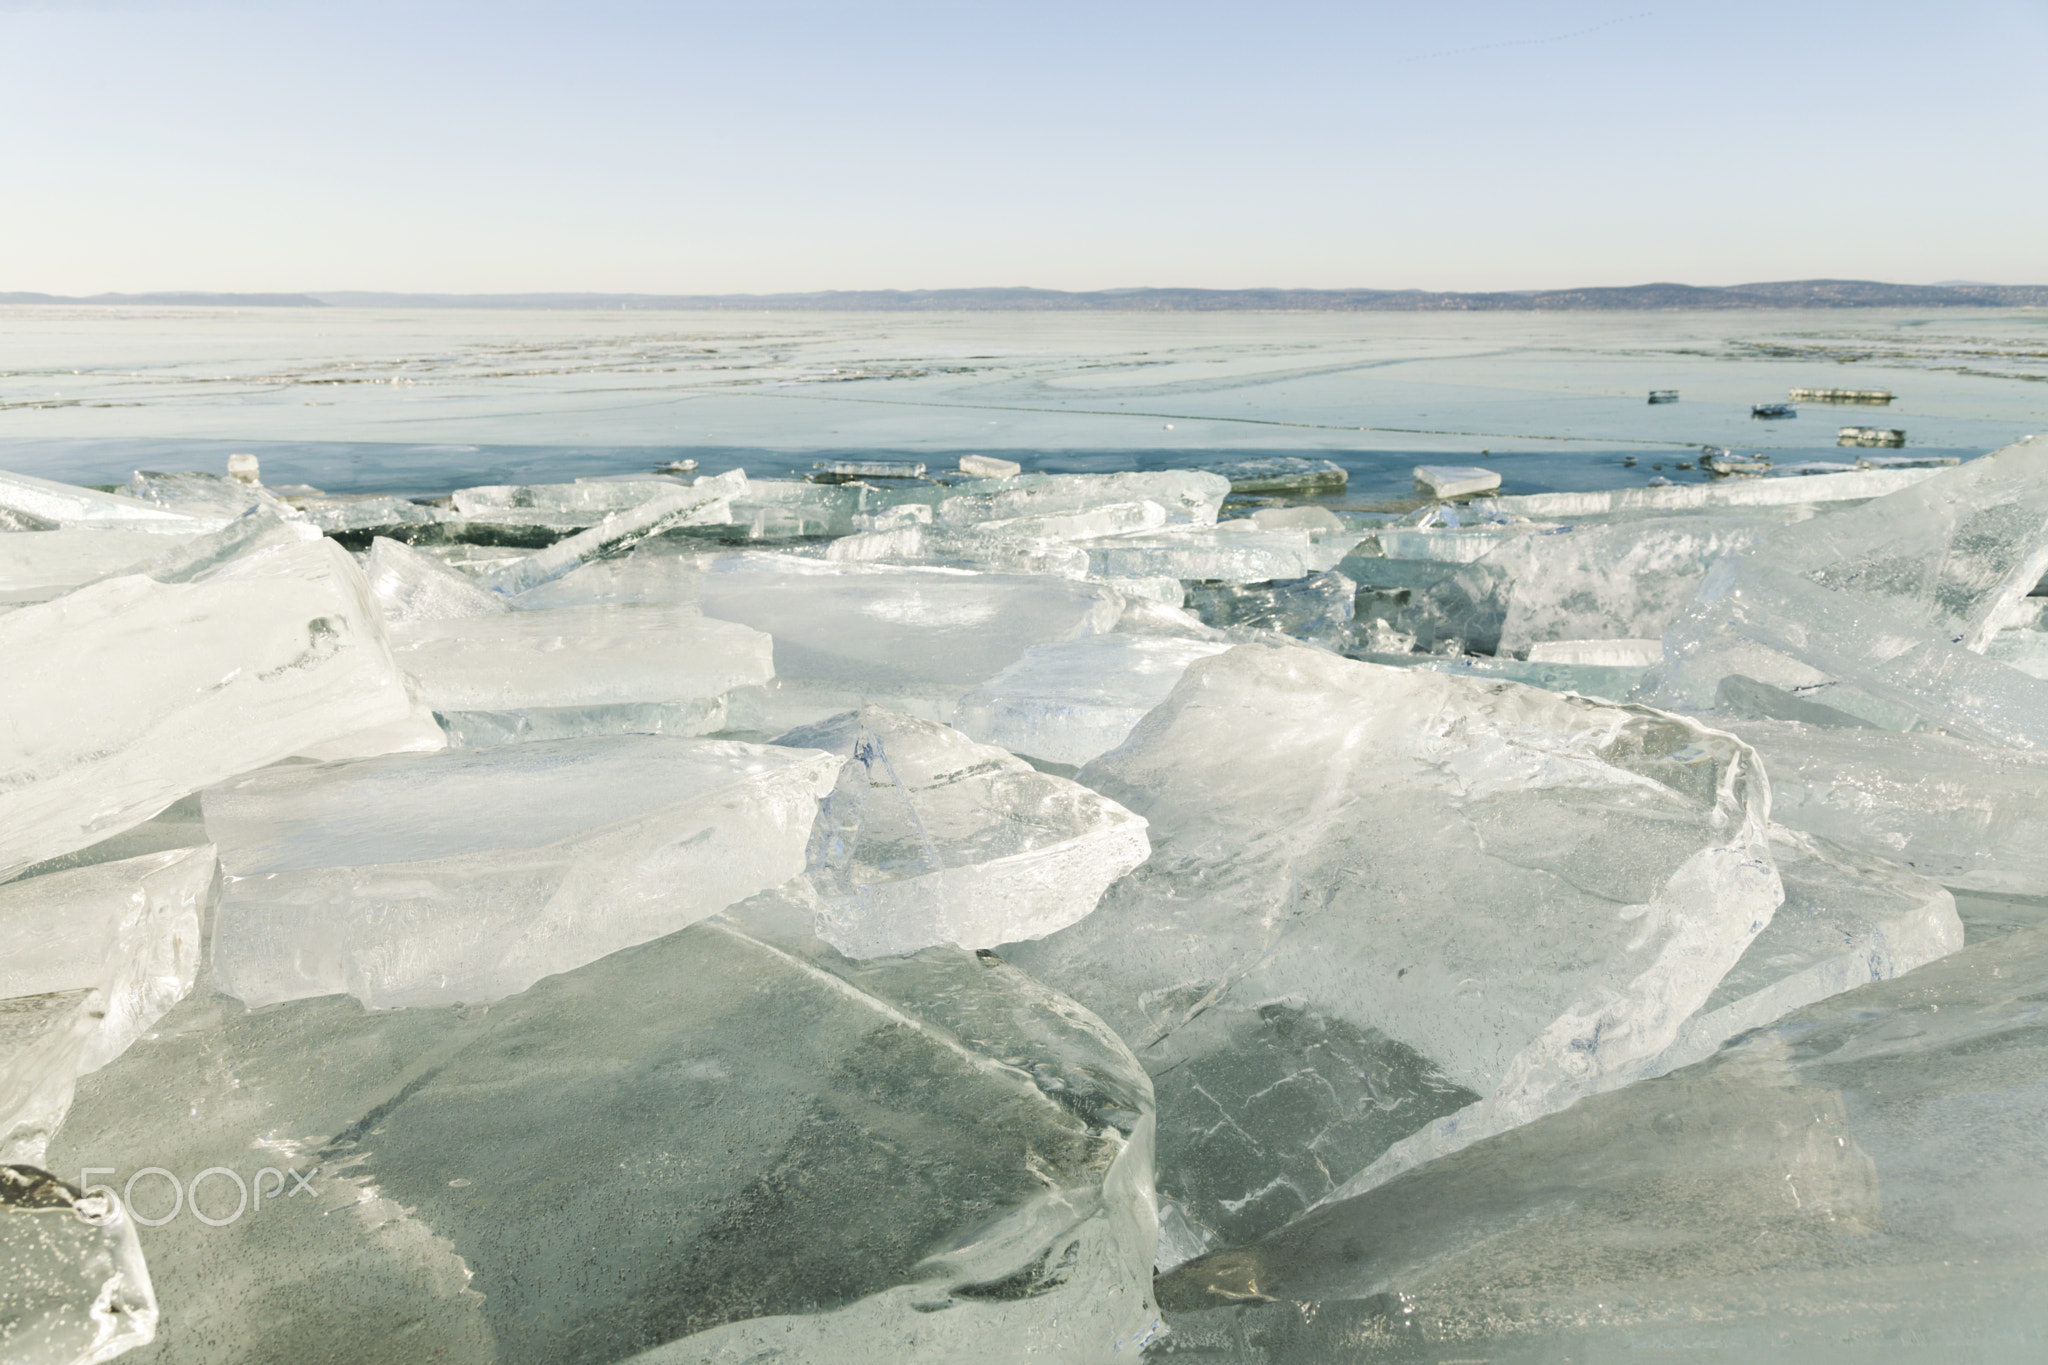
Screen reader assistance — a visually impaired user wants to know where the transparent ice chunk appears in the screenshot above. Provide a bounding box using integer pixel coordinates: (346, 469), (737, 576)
(0, 469), (215, 534)
(1182, 570), (1356, 649)
(0, 530), (196, 611)
(1195, 456), (1346, 496)
(1155, 923), (2048, 1360)
(0, 1166), (157, 1365)
(938, 470), (1229, 530)
(955, 634), (1234, 767)
(450, 478), (690, 517)
(469, 472), (742, 597)
(206, 736), (842, 1008)
(1633, 824), (1962, 1076)
(1641, 560), (2048, 747)
(1007, 644), (1779, 1247)
(0, 847), (212, 1164)
(1469, 465), (1944, 518)
(1750, 432), (2048, 648)
(363, 536), (512, 623)
(0, 538), (412, 880)
(1413, 465), (1500, 499)
(47, 896), (1158, 1363)
(389, 604), (772, 714)
(1728, 720), (2048, 895)
(1082, 522), (1363, 584)
(698, 557), (1120, 727)
(775, 708), (1150, 958)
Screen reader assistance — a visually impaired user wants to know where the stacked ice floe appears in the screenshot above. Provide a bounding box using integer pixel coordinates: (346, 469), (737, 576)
(5, 440), (2047, 1364)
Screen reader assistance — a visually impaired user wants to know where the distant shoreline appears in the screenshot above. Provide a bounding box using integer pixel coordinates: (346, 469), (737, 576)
(4, 280), (2047, 312)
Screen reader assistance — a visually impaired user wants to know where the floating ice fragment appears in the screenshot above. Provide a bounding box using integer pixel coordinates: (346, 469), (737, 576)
(1413, 465), (1500, 499)
(1196, 456), (1347, 496)
(776, 708), (1149, 958)
(957, 453), (1020, 478)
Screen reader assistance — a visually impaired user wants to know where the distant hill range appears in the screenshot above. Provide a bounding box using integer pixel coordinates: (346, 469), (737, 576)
(6, 280), (2047, 312)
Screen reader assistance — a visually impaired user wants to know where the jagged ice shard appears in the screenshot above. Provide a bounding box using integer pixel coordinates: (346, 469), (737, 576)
(1007, 643), (1780, 1253)
(776, 708), (1150, 958)
(1, 1166), (158, 1365)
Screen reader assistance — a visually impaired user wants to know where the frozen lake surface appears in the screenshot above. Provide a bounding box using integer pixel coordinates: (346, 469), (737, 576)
(3, 305), (2043, 497)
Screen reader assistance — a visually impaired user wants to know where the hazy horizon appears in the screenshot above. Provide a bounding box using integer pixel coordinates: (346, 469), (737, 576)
(5, 1), (2043, 295)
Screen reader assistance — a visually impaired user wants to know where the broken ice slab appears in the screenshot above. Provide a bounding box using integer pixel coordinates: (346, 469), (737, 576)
(776, 708), (1150, 958)
(722, 477), (873, 538)
(937, 470), (1230, 530)
(0, 529), (199, 611)
(0, 468), (216, 534)
(47, 900), (1158, 1363)
(1839, 424), (1908, 447)
(966, 498), (1168, 541)
(1081, 522), (1362, 584)
(291, 493), (447, 535)
(206, 736), (841, 1009)
(1182, 571), (1355, 649)
(1154, 924), (2048, 1362)
(1005, 644), (1778, 1251)
(388, 603), (772, 718)
(1483, 516), (1775, 654)
(119, 469), (268, 522)
(1986, 625), (2048, 679)
(1727, 720), (2048, 896)
(1365, 652), (1651, 705)
(0, 537), (412, 881)
(0, 847), (213, 1164)
(1640, 560), (2048, 748)
(1245, 504), (1343, 533)
(435, 698), (730, 747)
(468, 472), (742, 597)
(1524, 637), (1663, 666)
(449, 478), (687, 516)
(1412, 464), (1500, 499)
(1631, 825), (1961, 1077)
(1469, 464), (1942, 519)
(954, 634), (1235, 767)
(507, 543), (704, 609)
(1195, 456), (1347, 497)
(697, 556), (1120, 727)
(814, 459), (927, 480)
(362, 535), (512, 623)
(0, 1166), (157, 1365)
(1746, 433), (2048, 648)
(956, 453), (1020, 478)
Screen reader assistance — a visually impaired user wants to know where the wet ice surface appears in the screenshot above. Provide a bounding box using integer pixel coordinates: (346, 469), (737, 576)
(3, 309), (2048, 1362)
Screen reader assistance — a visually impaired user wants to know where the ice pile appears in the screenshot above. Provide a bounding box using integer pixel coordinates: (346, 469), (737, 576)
(7, 441), (2048, 1363)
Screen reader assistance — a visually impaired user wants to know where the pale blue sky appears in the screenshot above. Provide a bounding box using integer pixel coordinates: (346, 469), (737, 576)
(4, 1), (2044, 293)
